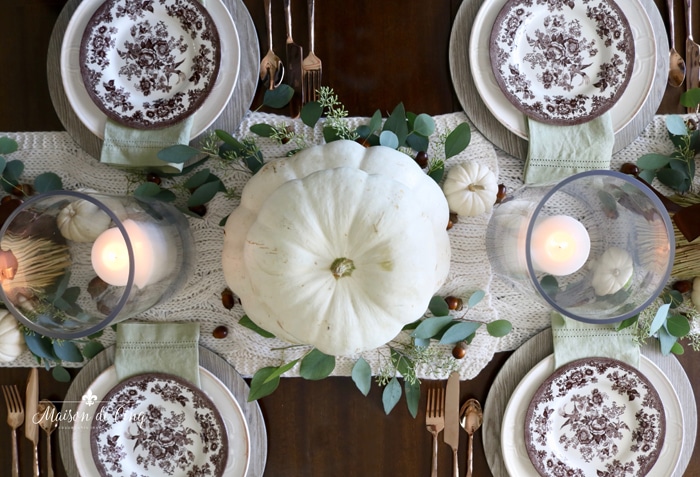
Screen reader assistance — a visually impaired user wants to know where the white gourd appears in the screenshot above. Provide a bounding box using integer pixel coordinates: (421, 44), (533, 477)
(0, 310), (25, 363)
(442, 161), (498, 217)
(56, 195), (125, 242)
(222, 140), (451, 356)
(691, 277), (700, 311)
(591, 247), (633, 296)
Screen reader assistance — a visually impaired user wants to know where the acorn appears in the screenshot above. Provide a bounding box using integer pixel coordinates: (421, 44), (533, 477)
(414, 151), (429, 169)
(213, 326), (229, 339)
(444, 296), (463, 311)
(452, 342), (467, 359)
(495, 183), (507, 204)
(673, 279), (693, 294)
(221, 287), (236, 310)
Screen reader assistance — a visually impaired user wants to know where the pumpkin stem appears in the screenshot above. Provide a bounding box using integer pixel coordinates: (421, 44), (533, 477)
(467, 183), (486, 191)
(330, 257), (355, 279)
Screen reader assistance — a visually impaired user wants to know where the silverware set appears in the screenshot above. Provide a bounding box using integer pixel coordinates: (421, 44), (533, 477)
(667, 0), (700, 102)
(261, 0), (323, 108)
(424, 372), (483, 477)
(2, 370), (55, 477)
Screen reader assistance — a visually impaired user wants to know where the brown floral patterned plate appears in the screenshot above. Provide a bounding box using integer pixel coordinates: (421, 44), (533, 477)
(489, 0), (635, 125)
(524, 357), (665, 476)
(79, 0), (221, 129)
(90, 373), (229, 477)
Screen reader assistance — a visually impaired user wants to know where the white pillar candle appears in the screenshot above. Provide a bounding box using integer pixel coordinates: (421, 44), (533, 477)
(529, 215), (591, 276)
(91, 219), (173, 288)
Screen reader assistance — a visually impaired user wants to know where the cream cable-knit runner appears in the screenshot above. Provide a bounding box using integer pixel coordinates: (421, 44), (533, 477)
(0, 113), (688, 380)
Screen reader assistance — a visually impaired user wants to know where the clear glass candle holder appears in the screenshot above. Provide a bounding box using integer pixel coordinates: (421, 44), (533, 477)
(0, 190), (195, 339)
(486, 170), (674, 324)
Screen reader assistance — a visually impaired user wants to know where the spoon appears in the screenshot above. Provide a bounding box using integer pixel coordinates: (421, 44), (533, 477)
(260, 0), (285, 89)
(667, 0), (686, 87)
(460, 398), (483, 477)
(37, 400), (58, 477)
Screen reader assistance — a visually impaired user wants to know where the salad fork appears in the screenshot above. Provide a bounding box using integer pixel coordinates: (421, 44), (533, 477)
(2, 384), (24, 477)
(260, 0), (285, 89)
(302, 0), (322, 103)
(425, 383), (445, 477)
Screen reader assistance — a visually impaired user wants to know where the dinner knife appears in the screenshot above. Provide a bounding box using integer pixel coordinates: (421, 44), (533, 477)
(283, 0), (304, 117)
(685, 0), (700, 111)
(443, 371), (460, 477)
(25, 368), (39, 477)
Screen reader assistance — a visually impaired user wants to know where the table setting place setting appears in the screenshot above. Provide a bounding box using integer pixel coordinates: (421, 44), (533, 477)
(1, 0), (700, 476)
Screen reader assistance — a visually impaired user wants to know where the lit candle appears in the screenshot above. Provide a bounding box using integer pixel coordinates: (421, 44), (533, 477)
(91, 219), (174, 288)
(529, 215), (590, 276)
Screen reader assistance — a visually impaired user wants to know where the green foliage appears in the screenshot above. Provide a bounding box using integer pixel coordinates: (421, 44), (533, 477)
(351, 357), (372, 396)
(238, 315), (276, 338)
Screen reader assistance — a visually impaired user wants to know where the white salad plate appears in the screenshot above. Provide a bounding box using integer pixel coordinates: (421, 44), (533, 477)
(72, 366), (250, 477)
(61, 0), (239, 135)
(489, 0), (635, 125)
(501, 354), (683, 477)
(469, 0), (655, 137)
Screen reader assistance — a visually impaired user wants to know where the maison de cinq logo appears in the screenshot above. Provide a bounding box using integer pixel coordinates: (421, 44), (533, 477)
(31, 389), (147, 427)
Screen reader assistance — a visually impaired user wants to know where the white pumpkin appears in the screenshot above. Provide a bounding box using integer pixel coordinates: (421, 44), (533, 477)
(691, 277), (700, 311)
(442, 161), (498, 217)
(57, 194), (125, 242)
(591, 247), (633, 296)
(222, 140), (451, 356)
(0, 309), (25, 363)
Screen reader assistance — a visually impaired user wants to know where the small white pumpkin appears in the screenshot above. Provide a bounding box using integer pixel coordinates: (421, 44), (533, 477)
(691, 277), (700, 311)
(222, 140), (451, 356)
(591, 247), (633, 296)
(0, 309), (25, 363)
(442, 161), (498, 217)
(56, 194), (125, 243)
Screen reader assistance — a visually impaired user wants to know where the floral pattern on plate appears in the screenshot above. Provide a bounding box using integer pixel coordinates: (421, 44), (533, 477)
(524, 358), (664, 477)
(90, 373), (228, 477)
(489, 0), (634, 125)
(80, 0), (220, 129)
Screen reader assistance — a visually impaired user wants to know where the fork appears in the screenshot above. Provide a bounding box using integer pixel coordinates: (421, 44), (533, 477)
(425, 383), (445, 477)
(2, 385), (24, 477)
(260, 0), (285, 90)
(302, 0), (322, 103)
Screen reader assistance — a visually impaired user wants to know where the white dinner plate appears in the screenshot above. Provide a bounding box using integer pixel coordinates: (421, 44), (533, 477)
(469, 0), (655, 138)
(501, 354), (683, 477)
(72, 366), (250, 477)
(61, 0), (239, 137)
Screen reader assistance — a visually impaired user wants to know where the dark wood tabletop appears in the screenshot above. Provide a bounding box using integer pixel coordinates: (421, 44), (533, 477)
(1, 0), (699, 476)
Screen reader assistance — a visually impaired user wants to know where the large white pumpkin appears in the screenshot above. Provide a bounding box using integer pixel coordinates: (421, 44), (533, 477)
(222, 140), (451, 356)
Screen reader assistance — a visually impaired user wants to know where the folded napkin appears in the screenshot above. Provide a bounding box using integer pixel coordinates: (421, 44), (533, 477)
(551, 312), (640, 369)
(114, 322), (201, 387)
(523, 112), (614, 185)
(100, 117), (192, 174)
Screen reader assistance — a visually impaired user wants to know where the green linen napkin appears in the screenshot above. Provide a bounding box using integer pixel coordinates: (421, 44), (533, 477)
(100, 117), (193, 174)
(114, 322), (200, 387)
(523, 112), (614, 185)
(551, 312), (640, 369)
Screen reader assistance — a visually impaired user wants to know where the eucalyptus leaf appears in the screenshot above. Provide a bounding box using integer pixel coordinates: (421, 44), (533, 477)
(668, 158), (691, 173)
(467, 290), (485, 308)
(390, 348), (413, 377)
(133, 182), (163, 198)
(52, 366), (71, 382)
(657, 167), (688, 191)
(648, 303), (671, 336)
(405, 133), (429, 154)
(33, 172), (63, 193)
(662, 289), (684, 308)
(323, 125), (343, 143)
(428, 295), (450, 317)
(382, 103), (408, 145)
(681, 88), (700, 108)
(250, 123), (276, 137)
(666, 314), (691, 337)
(351, 357), (372, 396)
(444, 123), (471, 159)
(657, 326), (678, 355)
(82, 340), (105, 359)
(368, 110), (383, 134)
(355, 125), (371, 139)
(53, 340), (84, 363)
(0, 137), (18, 155)
(638, 168), (656, 184)
(379, 130), (399, 149)
(183, 169), (213, 190)
(412, 114), (435, 137)
(262, 359), (300, 384)
(382, 377), (402, 415)
(215, 129), (244, 149)
(404, 380), (420, 418)
(540, 275), (559, 296)
(671, 341), (685, 355)
(439, 321), (480, 344)
(486, 319), (512, 337)
(414, 337), (430, 348)
(24, 332), (58, 361)
(299, 349), (336, 380)
(636, 153), (671, 170)
(428, 163), (444, 183)
(243, 150), (264, 174)
(616, 315), (638, 331)
(300, 101), (323, 127)
(0, 156), (5, 175)
(157, 144), (200, 164)
(263, 85), (294, 109)
(187, 179), (222, 207)
(248, 367), (281, 401)
(239, 315), (275, 338)
(412, 316), (454, 340)
(2, 159), (24, 191)
(665, 115), (688, 136)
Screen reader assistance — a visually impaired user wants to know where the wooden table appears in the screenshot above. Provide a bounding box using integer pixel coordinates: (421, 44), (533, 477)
(1, 1), (699, 476)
